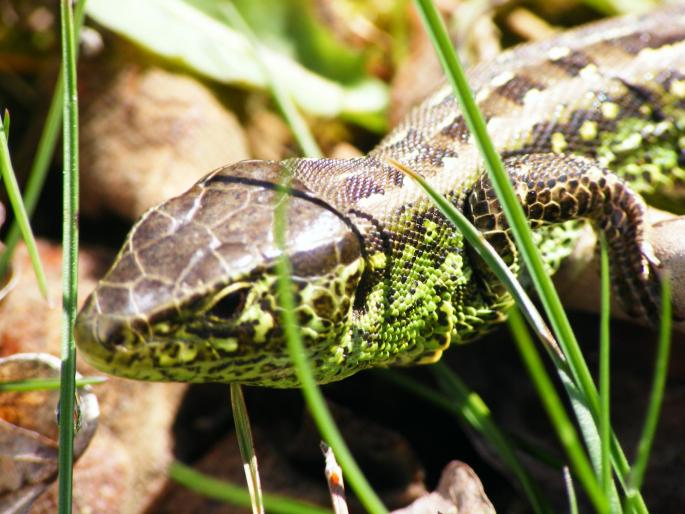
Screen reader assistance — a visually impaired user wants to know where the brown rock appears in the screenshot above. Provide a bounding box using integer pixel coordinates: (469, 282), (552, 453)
(79, 41), (250, 220)
(0, 241), (186, 513)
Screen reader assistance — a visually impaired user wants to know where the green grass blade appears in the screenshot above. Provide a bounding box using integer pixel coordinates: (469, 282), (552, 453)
(411, 0), (598, 412)
(2, 110), (9, 139)
(0, 114), (49, 300)
(377, 368), (564, 466)
(382, 128), (620, 513)
(57, 0), (81, 512)
(578, 0), (657, 15)
(411, 2), (649, 510)
(508, 308), (608, 513)
(0, 0), (87, 281)
(169, 461), (333, 514)
(564, 466), (580, 514)
(0, 376), (106, 392)
(385, 157), (559, 357)
(430, 363), (553, 514)
(625, 274), (672, 507)
(217, 3), (322, 158)
(0, 83), (61, 280)
(230, 384), (265, 514)
(273, 187), (386, 514)
(384, 130), (622, 513)
(598, 235), (613, 503)
(386, 367), (556, 513)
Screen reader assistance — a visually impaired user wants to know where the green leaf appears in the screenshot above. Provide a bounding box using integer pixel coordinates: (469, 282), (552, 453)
(85, 0), (388, 130)
(217, 3), (321, 158)
(190, 0), (368, 83)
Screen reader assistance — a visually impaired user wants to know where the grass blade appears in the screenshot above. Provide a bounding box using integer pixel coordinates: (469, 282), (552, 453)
(0, 0), (87, 281)
(377, 368), (564, 466)
(2, 110), (9, 139)
(411, 2), (649, 510)
(598, 235), (613, 502)
(578, 0), (656, 15)
(383, 132), (612, 513)
(0, 376), (106, 392)
(0, 113), (49, 299)
(564, 466), (580, 514)
(230, 384), (265, 514)
(217, 3), (322, 158)
(273, 187), (387, 514)
(385, 157), (559, 357)
(411, 0), (597, 411)
(508, 308), (608, 513)
(429, 363), (553, 514)
(169, 461), (333, 514)
(389, 367), (555, 514)
(57, 0), (81, 512)
(625, 274), (672, 508)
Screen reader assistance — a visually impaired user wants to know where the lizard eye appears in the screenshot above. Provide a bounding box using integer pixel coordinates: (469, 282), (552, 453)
(207, 289), (248, 320)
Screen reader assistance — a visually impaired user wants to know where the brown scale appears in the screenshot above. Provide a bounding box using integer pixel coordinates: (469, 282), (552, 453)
(465, 153), (661, 320)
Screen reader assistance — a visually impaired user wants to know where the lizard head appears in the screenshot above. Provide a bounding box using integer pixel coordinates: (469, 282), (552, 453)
(75, 160), (365, 386)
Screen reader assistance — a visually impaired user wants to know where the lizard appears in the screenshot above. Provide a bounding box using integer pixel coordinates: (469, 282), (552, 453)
(75, 6), (685, 387)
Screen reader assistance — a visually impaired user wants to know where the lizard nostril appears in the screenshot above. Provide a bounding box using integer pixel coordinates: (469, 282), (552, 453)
(108, 333), (126, 347)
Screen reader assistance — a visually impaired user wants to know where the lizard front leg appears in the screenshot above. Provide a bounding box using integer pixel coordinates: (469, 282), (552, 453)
(466, 153), (660, 320)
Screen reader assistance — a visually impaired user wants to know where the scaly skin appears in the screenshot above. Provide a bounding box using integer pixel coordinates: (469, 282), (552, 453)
(76, 7), (685, 386)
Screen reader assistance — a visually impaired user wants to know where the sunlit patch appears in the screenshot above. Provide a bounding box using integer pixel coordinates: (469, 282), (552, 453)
(639, 104), (653, 116)
(579, 63), (599, 80)
(523, 88), (542, 105)
(670, 79), (685, 98)
(548, 45), (571, 60)
(475, 87), (492, 104)
(551, 132), (568, 153)
(490, 70), (515, 88)
(579, 120), (598, 141)
(612, 132), (643, 153)
(601, 101), (620, 120)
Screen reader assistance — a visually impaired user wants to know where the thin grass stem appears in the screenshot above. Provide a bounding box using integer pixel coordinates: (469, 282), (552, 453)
(169, 462), (333, 514)
(431, 363), (553, 514)
(411, 2), (647, 510)
(57, 0), (80, 512)
(411, 0), (598, 415)
(218, 3), (322, 158)
(598, 235), (613, 504)
(508, 308), (608, 513)
(0, 376), (105, 392)
(0, 115), (48, 298)
(321, 442), (350, 514)
(273, 187), (386, 513)
(564, 467), (580, 514)
(0, 0), (87, 280)
(625, 274), (672, 509)
(230, 384), (265, 514)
